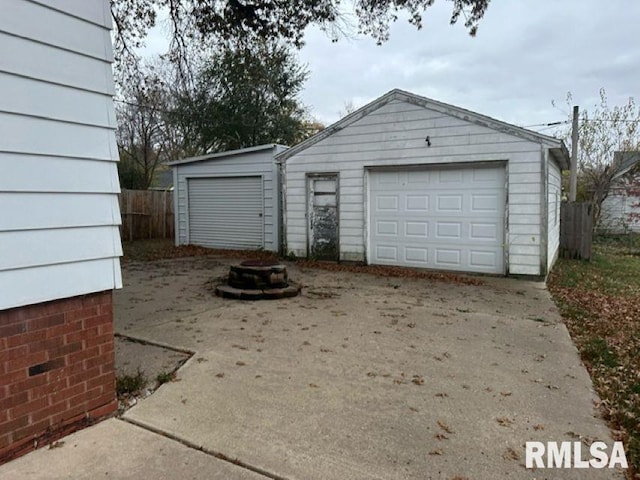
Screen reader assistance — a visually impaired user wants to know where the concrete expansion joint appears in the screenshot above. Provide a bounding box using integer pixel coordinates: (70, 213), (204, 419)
(114, 333), (197, 356)
(118, 417), (291, 480)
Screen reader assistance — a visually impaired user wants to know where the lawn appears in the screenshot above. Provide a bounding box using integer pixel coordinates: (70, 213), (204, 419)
(548, 236), (640, 476)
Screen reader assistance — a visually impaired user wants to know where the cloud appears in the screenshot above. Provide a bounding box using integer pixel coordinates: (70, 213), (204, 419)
(139, 1), (639, 134)
(298, 0), (640, 131)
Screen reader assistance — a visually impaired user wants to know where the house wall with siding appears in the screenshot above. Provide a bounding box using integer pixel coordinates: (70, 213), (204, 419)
(547, 157), (562, 271)
(599, 176), (640, 233)
(173, 146), (286, 252)
(284, 98), (551, 275)
(0, 0), (122, 310)
(0, 0), (120, 462)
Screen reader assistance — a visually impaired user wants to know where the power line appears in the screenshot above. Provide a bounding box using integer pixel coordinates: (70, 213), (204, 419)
(522, 120), (570, 128)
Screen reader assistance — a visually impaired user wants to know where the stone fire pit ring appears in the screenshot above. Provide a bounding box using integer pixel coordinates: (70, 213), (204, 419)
(215, 260), (301, 300)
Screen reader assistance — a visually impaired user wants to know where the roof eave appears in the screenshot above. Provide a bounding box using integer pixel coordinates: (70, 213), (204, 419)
(549, 141), (571, 171)
(169, 143), (289, 166)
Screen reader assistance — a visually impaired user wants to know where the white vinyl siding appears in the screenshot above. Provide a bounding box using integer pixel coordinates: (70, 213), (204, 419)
(599, 175), (640, 233)
(173, 146), (285, 252)
(0, 0), (121, 310)
(547, 157), (562, 270)
(285, 97), (549, 275)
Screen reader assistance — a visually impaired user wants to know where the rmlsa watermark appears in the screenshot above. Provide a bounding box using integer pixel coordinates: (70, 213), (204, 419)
(525, 441), (628, 469)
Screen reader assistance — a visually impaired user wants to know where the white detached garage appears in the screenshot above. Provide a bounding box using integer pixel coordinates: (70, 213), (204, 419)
(279, 89), (570, 276)
(171, 144), (287, 252)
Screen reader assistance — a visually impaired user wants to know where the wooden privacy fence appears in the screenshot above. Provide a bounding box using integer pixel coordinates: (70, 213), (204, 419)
(119, 189), (174, 241)
(560, 201), (593, 260)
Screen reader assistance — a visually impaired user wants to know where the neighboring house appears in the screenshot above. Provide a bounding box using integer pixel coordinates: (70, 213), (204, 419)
(151, 167), (175, 191)
(279, 89), (570, 276)
(170, 145), (288, 252)
(0, 0), (121, 462)
(598, 152), (640, 233)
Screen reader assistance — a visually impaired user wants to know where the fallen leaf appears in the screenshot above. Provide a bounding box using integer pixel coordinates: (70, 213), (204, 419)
(503, 448), (520, 461)
(437, 420), (453, 434)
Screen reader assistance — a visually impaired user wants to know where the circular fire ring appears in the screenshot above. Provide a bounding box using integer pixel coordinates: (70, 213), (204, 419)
(215, 261), (301, 300)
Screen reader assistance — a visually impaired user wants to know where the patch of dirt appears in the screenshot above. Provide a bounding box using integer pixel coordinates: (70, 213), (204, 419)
(114, 335), (192, 411)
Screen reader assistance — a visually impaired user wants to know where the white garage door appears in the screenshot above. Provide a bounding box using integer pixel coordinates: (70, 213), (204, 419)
(188, 176), (263, 249)
(369, 165), (505, 274)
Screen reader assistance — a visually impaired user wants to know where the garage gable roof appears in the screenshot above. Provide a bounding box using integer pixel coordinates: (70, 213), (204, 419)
(276, 89), (569, 169)
(168, 144), (288, 166)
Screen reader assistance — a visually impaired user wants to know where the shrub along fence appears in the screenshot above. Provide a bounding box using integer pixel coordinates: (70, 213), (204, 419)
(119, 189), (174, 241)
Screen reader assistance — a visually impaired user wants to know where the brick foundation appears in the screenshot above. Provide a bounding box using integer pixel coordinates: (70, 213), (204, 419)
(0, 291), (117, 464)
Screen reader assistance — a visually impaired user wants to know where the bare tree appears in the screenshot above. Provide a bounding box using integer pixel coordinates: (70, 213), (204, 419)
(116, 67), (170, 189)
(338, 100), (358, 118)
(557, 89), (640, 225)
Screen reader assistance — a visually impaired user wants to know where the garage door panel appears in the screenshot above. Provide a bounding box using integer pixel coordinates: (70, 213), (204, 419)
(470, 223), (499, 241)
(377, 171), (400, 185)
(435, 248), (462, 267)
(188, 176), (263, 249)
(376, 195), (399, 211)
(406, 195), (429, 211)
(472, 167), (499, 182)
(469, 250), (500, 269)
(405, 221), (429, 237)
(438, 169), (464, 184)
(407, 171), (431, 184)
(376, 220), (398, 236)
(404, 247), (428, 263)
(376, 245), (398, 261)
(435, 221), (462, 239)
(370, 165), (505, 274)
(437, 195), (463, 212)
(471, 194), (500, 212)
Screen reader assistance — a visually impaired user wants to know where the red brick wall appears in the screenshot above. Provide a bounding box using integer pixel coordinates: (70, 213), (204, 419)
(0, 291), (117, 463)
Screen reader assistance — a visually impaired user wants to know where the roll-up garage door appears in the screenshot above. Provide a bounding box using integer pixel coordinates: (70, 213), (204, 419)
(188, 176), (263, 249)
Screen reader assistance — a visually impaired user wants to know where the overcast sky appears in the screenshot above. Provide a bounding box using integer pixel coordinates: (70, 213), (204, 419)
(144, 1), (638, 133)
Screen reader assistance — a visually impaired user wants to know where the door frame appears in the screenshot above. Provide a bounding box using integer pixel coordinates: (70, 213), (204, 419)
(306, 172), (340, 260)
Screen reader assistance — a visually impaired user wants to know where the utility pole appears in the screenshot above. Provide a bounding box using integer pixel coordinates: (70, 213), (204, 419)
(569, 105), (579, 202)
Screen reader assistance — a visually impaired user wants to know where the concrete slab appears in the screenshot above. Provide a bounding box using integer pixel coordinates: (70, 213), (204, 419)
(0, 419), (267, 479)
(115, 336), (191, 381)
(115, 257), (624, 480)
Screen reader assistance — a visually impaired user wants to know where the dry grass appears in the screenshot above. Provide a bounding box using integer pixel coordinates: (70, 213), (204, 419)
(548, 235), (640, 477)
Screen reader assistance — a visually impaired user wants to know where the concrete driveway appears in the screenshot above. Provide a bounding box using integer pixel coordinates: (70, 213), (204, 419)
(1, 256), (622, 479)
(117, 256), (619, 479)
